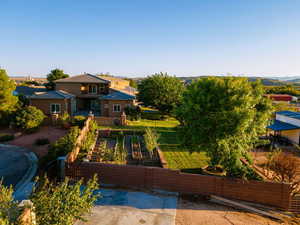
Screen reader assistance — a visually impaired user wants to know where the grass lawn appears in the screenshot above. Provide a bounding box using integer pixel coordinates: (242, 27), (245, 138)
(99, 118), (209, 172)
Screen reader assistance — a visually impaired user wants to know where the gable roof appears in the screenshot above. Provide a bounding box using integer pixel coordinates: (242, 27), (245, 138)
(100, 89), (135, 101)
(267, 120), (300, 131)
(55, 73), (110, 84)
(30, 90), (75, 99)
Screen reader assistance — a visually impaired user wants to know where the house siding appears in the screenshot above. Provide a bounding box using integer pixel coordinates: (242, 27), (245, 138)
(100, 99), (134, 117)
(30, 98), (71, 116)
(281, 129), (300, 144)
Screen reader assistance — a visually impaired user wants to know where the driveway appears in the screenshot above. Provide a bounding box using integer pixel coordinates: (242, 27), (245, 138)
(75, 188), (177, 225)
(0, 144), (36, 191)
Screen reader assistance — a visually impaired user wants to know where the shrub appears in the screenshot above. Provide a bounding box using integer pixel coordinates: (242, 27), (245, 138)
(72, 115), (86, 128)
(46, 126), (80, 162)
(81, 120), (98, 153)
(30, 175), (99, 225)
(14, 106), (45, 131)
(35, 138), (50, 146)
(143, 127), (160, 158)
(0, 181), (20, 224)
(141, 110), (163, 120)
(0, 133), (14, 142)
(124, 105), (141, 121)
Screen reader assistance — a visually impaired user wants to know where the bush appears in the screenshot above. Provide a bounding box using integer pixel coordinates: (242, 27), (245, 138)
(124, 106), (141, 121)
(0, 133), (14, 142)
(45, 126), (80, 163)
(81, 120), (98, 153)
(141, 110), (163, 120)
(14, 106), (45, 131)
(144, 127), (160, 158)
(72, 115), (86, 128)
(35, 138), (50, 146)
(30, 175), (99, 225)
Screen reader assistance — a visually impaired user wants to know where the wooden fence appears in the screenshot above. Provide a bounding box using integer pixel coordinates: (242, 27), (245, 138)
(65, 162), (293, 211)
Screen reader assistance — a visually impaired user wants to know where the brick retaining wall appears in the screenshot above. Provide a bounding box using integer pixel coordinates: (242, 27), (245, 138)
(65, 162), (292, 210)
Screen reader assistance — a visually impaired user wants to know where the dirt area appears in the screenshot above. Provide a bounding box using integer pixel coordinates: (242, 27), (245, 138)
(175, 196), (298, 225)
(6, 126), (68, 158)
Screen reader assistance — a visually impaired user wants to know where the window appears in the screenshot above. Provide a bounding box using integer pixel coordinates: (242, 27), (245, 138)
(50, 103), (61, 113)
(113, 104), (121, 112)
(88, 85), (97, 94)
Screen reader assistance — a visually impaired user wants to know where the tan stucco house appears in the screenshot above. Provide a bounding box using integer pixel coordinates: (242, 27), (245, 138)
(15, 74), (136, 117)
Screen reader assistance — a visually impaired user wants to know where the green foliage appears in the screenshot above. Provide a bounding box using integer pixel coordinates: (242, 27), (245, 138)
(125, 78), (137, 88)
(124, 105), (141, 121)
(14, 106), (45, 131)
(137, 72), (185, 115)
(0, 69), (18, 125)
(35, 138), (50, 146)
(47, 126), (80, 161)
(144, 127), (160, 157)
(30, 175), (99, 225)
(81, 120), (98, 153)
(141, 110), (163, 120)
(265, 85), (300, 96)
(175, 77), (273, 179)
(72, 116), (86, 128)
(0, 134), (14, 142)
(0, 182), (19, 224)
(46, 69), (69, 90)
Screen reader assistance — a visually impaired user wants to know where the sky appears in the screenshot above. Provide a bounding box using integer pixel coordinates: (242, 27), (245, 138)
(1, 0), (300, 78)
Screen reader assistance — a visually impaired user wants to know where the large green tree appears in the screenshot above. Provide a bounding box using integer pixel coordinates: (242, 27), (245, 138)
(137, 72), (184, 115)
(0, 69), (18, 125)
(175, 77), (272, 179)
(0, 69), (18, 112)
(46, 69), (69, 90)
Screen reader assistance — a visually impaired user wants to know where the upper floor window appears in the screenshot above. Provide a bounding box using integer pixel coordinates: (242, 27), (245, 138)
(88, 85), (97, 94)
(50, 103), (61, 113)
(113, 104), (121, 112)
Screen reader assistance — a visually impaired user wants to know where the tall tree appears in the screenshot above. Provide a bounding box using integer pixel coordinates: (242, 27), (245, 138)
(46, 69), (69, 90)
(0, 69), (18, 112)
(175, 77), (272, 179)
(137, 72), (184, 115)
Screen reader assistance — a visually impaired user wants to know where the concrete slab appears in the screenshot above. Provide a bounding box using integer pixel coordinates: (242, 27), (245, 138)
(75, 188), (177, 225)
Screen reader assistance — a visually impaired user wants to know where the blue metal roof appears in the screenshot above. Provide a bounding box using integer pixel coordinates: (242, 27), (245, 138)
(276, 111), (300, 120)
(267, 120), (300, 131)
(100, 90), (135, 101)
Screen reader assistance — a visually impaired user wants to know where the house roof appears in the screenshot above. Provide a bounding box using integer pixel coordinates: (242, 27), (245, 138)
(267, 120), (300, 131)
(14, 86), (47, 96)
(276, 110), (300, 119)
(55, 73), (110, 84)
(30, 90), (75, 99)
(100, 89), (135, 101)
(265, 94), (293, 101)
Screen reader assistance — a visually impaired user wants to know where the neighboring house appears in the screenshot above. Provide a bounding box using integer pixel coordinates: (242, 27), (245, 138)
(265, 94), (297, 103)
(267, 111), (300, 144)
(15, 74), (136, 117)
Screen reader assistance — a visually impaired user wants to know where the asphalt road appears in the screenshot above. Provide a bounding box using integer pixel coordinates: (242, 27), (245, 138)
(0, 145), (30, 188)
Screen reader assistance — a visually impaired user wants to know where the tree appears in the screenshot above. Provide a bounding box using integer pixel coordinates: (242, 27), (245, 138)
(30, 175), (99, 225)
(0, 69), (18, 113)
(14, 106), (45, 131)
(46, 69), (69, 90)
(137, 72), (184, 115)
(0, 181), (19, 224)
(175, 77), (272, 179)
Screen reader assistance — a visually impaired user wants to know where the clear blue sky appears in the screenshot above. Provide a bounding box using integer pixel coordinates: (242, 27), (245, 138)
(1, 0), (300, 77)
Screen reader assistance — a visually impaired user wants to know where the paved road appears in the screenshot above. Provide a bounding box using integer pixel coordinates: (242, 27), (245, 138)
(0, 145), (30, 188)
(75, 188), (177, 225)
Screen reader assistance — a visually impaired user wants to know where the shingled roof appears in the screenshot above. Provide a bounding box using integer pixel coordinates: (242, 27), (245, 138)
(55, 73), (110, 84)
(100, 89), (135, 101)
(30, 90), (75, 99)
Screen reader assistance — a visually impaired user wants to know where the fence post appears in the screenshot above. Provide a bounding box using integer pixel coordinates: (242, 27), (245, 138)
(57, 156), (67, 182)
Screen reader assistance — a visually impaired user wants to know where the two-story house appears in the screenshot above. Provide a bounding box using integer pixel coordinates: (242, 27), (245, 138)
(27, 73), (136, 117)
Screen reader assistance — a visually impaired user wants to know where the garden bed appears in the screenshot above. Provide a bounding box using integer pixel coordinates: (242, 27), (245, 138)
(87, 130), (161, 166)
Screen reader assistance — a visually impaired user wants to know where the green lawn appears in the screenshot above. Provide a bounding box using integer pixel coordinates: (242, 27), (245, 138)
(99, 118), (209, 171)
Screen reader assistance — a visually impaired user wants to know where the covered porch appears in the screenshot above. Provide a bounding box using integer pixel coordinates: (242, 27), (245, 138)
(267, 120), (300, 145)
